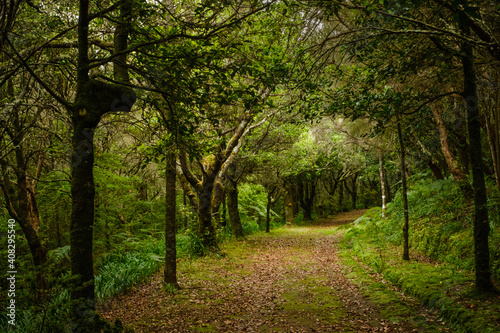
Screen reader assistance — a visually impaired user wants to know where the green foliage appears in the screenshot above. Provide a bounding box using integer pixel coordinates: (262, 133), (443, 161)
(237, 183), (282, 232)
(95, 244), (164, 302)
(177, 231), (207, 258)
(238, 183), (269, 224)
(242, 220), (262, 235)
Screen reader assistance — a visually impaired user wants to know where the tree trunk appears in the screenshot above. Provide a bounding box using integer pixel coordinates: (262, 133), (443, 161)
(69, 125), (98, 331)
(378, 151), (387, 219)
(384, 169), (391, 203)
(227, 183), (243, 238)
(222, 192), (227, 227)
(431, 104), (472, 195)
(178, 173), (198, 210)
(227, 163), (243, 238)
(427, 161), (444, 180)
(70, 1), (136, 330)
(293, 183), (300, 216)
(284, 180), (295, 225)
(183, 191), (188, 229)
(266, 193), (272, 233)
(338, 180), (344, 210)
(344, 173), (358, 210)
(397, 115), (410, 261)
(298, 179), (316, 221)
(164, 151), (178, 287)
(196, 185), (218, 249)
(459, 11), (493, 293)
(211, 179), (225, 228)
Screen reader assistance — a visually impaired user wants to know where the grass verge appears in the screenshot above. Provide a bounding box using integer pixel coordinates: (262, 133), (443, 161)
(338, 212), (500, 333)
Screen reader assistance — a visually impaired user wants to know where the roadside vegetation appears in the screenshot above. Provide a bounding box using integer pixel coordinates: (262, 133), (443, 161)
(340, 174), (500, 332)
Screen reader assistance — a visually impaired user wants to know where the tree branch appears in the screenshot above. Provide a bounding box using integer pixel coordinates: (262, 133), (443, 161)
(5, 38), (71, 109)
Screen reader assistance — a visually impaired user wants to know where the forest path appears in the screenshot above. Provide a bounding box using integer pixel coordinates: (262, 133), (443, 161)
(99, 210), (450, 332)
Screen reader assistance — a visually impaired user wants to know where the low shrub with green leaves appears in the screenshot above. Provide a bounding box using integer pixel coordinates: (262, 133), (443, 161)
(95, 249), (164, 302)
(238, 183), (280, 226)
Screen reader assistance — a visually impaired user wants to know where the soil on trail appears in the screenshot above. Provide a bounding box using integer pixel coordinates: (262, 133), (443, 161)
(99, 210), (450, 332)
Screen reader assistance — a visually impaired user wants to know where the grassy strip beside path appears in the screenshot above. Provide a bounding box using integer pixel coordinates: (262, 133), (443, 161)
(99, 210), (456, 332)
(339, 210), (500, 333)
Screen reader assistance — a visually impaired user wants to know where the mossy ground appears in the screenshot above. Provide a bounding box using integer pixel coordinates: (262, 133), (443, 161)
(339, 209), (500, 333)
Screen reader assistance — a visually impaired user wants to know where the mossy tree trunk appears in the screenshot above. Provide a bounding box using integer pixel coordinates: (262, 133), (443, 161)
(211, 179), (225, 228)
(396, 114), (410, 261)
(227, 162), (243, 238)
(431, 104), (472, 196)
(265, 184), (280, 233)
(197, 184), (218, 248)
(284, 180), (295, 225)
(179, 151), (219, 250)
(179, 118), (253, 250)
(459, 11), (494, 293)
(69, 1), (136, 331)
(378, 151), (387, 219)
(298, 179), (316, 221)
(164, 151), (178, 287)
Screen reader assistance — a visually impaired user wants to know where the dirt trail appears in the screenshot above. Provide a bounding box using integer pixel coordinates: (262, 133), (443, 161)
(99, 210), (448, 332)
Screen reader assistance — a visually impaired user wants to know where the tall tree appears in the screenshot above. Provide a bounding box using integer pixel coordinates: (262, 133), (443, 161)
(68, 1), (136, 330)
(458, 9), (493, 292)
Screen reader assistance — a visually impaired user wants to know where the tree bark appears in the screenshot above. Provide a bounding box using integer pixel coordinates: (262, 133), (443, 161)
(69, 124), (98, 332)
(70, 1), (136, 330)
(459, 11), (494, 293)
(378, 151), (387, 219)
(265, 185), (280, 233)
(183, 191), (189, 229)
(164, 151), (178, 287)
(384, 168), (392, 203)
(293, 182), (300, 216)
(397, 114), (410, 261)
(211, 178), (225, 228)
(266, 193), (272, 233)
(344, 173), (358, 210)
(427, 161), (444, 180)
(197, 183), (218, 248)
(298, 179), (316, 221)
(227, 162), (243, 238)
(284, 180), (295, 225)
(222, 191), (227, 227)
(431, 104), (471, 194)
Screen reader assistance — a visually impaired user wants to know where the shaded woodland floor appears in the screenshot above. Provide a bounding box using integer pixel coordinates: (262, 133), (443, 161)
(99, 210), (453, 332)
